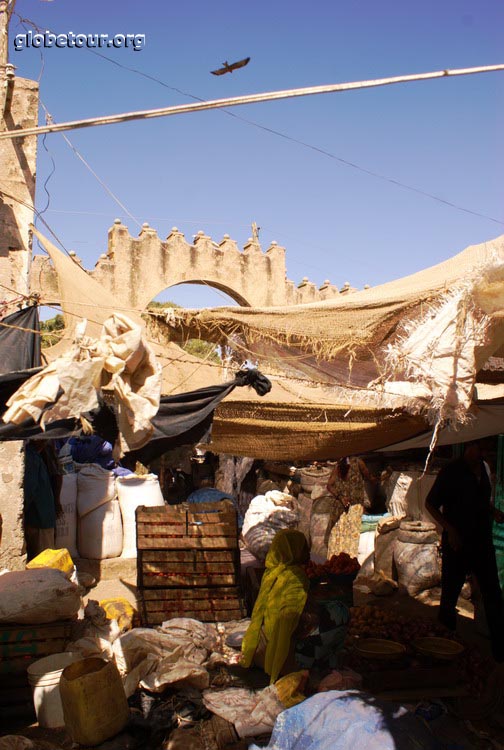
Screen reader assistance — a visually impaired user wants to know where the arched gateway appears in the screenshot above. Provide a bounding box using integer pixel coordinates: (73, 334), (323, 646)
(30, 220), (343, 311)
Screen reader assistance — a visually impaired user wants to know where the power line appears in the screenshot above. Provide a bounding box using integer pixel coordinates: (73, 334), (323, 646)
(39, 102), (142, 229)
(41, 64), (504, 227)
(11, 15), (504, 226)
(1, 64), (503, 142)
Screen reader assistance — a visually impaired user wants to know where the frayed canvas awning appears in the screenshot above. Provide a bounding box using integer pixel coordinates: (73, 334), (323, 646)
(149, 235), (504, 445)
(28, 226), (504, 461)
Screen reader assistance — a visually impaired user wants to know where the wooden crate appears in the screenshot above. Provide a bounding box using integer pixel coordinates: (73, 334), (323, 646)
(137, 503), (246, 624)
(139, 549), (239, 588)
(136, 503), (238, 550)
(142, 586), (246, 625)
(0, 621), (73, 724)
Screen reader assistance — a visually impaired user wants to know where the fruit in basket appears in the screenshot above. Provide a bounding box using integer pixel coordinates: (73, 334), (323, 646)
(305, 553), (360, 579)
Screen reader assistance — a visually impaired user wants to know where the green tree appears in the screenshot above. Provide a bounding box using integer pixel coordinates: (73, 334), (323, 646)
(148, 301), (221, 364)
(40, 313), (65, 348)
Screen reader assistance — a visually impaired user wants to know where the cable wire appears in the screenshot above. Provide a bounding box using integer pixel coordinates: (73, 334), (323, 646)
(39, 101), (142, 229)
(6, 19), (504, 227)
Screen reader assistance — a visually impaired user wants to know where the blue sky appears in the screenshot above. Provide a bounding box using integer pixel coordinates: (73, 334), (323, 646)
(9, 0), (504, 308)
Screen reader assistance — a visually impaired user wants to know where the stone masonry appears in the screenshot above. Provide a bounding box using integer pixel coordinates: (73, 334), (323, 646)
(30, 220), (344, 310)
(0, 73), (39, 570)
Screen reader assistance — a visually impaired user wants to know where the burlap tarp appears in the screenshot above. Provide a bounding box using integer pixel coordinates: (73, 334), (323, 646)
(33, 228), (504, 460)
(210, 401), (428, 460)
(149, 236), (504, 438)
(148, 235), (504, 365)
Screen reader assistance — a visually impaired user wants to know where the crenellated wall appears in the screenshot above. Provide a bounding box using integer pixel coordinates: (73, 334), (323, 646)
(30, 220), (346, 310)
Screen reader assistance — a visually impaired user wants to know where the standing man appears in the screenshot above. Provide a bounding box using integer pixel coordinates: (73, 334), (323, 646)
(426, 441), (504, 662)
(23, 441), (59, 561)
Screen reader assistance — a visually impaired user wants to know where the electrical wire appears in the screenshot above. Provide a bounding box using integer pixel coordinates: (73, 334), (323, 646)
(39, 101), (142, 229)
(72, 50), (504, 227)
(14, 17), (56, 255)
(8, 15), (504, 226)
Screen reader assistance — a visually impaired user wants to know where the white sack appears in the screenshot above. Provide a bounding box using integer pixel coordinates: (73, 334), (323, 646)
(203, 684), (287, 739)
(115, 619), (216, 696)
(242, 491), (298, 561)
(116, 473), (164, 558)
(0, 569), (81, 624)
(140, 658), (209, 692)
(77, 464), (115, 516)
(115, 619), (216, 673)
(386, 471), (438, 521)
(78, 499), (123, 559)
(55, 472), (78, 558)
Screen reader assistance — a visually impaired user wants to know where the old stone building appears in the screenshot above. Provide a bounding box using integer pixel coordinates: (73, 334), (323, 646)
(0, 71), (39, 569)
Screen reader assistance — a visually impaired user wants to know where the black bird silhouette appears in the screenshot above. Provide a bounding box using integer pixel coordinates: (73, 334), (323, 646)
(211, 57), (251, 76)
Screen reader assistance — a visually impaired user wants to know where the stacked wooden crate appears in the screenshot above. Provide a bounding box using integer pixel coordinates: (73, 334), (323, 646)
(136, 502), (246, 625)
(0, 620), (72, 723)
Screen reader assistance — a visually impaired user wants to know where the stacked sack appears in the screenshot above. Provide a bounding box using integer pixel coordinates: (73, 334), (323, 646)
(77, 465), (123, 560)
(393, 520), (441, 596)
(242, 490), (298, 561)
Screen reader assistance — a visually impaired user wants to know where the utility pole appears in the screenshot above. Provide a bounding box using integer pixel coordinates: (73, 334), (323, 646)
(0, 0), (14, 73)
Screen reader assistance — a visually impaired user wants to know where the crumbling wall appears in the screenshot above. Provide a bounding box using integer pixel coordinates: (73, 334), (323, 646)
(0, 442), (25, 570)
(30, 222), (344, 309)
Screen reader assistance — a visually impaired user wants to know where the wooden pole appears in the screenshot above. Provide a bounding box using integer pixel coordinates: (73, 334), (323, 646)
(0, 62), (503, 141)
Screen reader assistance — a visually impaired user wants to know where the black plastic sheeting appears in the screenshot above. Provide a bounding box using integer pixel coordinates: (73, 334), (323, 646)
(0, 305), (41, 375)
(0, 366), (271, 463)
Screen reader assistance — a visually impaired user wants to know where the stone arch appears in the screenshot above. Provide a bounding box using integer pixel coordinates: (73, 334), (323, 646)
(149, 278), (250, 309)
(30, 220), (344, 312)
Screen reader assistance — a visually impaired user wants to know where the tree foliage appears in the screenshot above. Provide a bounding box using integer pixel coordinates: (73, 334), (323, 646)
(148, 301), (221, 364)
(40, 313), (65, 348)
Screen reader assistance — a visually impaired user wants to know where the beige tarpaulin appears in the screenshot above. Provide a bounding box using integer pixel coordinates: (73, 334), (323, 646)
(4, 313), (162, 452)
(149, 235), (504, 360)
(20, 228), (162, 451)
(31, 225), (143, 339)
(31, 226), (504, 460)
(149, 235), (504, 437)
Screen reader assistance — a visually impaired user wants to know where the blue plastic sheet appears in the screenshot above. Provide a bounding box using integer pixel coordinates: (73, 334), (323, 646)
(249, 691), (438, 750)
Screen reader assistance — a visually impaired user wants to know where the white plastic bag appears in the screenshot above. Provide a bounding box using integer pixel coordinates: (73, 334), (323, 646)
(242, 491), (298, 561)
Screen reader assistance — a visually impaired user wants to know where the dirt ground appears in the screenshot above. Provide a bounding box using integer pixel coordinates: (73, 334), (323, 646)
(2, 570), (503, 749)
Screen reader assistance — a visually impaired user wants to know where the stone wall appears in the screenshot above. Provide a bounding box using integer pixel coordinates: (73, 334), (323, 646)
(0, 75), (38, 295)
(31, 221), (343, 310)
(0, 441), (25, 570)
(0, 75), (38, 569)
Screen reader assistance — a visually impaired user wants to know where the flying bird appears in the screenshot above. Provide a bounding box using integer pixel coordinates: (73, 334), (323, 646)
(211, 57), (251, 76)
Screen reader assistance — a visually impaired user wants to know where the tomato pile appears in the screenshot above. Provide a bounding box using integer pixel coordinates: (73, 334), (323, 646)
(305, 552), (360, 580)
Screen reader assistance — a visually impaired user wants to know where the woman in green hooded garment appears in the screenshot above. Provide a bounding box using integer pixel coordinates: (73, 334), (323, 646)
(241, 529), (310, 683)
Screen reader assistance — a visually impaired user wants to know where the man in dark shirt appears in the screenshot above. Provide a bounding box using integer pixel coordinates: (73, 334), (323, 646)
(426, 441), (504, 662)
(24, 441), (58, 561)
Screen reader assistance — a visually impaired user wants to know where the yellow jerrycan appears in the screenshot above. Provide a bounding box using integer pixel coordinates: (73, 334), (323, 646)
(60, 657), (130, 746)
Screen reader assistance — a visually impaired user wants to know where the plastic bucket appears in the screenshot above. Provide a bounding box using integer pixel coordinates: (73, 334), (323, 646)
(27, 652), (80, 728)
